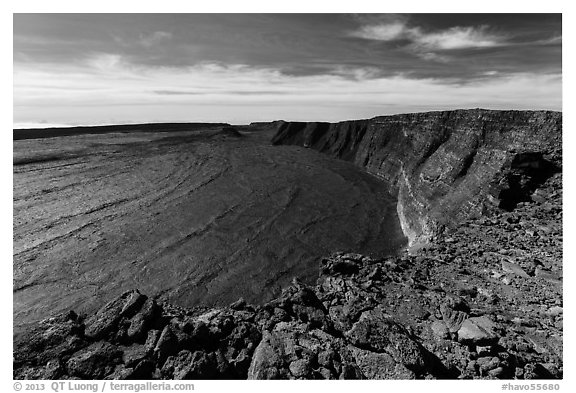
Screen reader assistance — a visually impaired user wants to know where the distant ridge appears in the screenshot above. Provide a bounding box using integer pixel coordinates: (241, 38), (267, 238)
(13, 122), (230, 141)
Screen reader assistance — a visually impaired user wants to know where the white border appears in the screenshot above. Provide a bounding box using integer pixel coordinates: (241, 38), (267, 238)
(3, 2), (573, 392)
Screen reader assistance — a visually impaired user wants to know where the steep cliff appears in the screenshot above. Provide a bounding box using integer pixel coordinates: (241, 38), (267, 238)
(272, 109), (562, 246)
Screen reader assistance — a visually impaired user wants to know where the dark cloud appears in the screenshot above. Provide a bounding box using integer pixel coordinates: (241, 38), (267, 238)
(14, 13), (561, 82)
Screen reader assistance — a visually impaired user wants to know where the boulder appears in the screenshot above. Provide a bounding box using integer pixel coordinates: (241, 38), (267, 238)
(165, 350), (216, 379)
(84, 290), (146, 339)
(66, 341), (122, 379)
(121, 344), (148, 367)
(431, 320), (450, 339)
(439, 296), (469, 334)
(247, 322), (354, 380)
(13, 312), (86, 366)
(534, 268), (562, 284)
(104, 364), (134, 380)
(126, 298), (159, 341)
(247, 331), (289, 379)
(144, 329), (161, 353)
(345, 308), (427, 372)
(501, 261), (530, 278)
(457, 316), (500, 345)
(288, 358), (311, 378)
(154, 325), (179, 362)
(348, 345), (415, 379)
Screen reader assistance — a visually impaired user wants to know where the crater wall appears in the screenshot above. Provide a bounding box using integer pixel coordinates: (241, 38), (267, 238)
(271, 109), (562, 246)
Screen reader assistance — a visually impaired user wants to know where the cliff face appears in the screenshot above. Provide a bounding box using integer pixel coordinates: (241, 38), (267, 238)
(272, 110), (562, 246)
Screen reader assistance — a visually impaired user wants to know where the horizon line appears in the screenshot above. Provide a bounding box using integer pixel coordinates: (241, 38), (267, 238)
(13, 107), (563, 131)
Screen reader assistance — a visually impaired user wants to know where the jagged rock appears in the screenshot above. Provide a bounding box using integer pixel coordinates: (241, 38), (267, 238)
(488, 366), (505, 378)
(431, 320), (450, 339)
(341, 295), (377, 325)
(440, 296), (469, 334)
(144, 329), (161, 353)
(534, 268), (562, 284)
(104, 365), (134, 380)
(164, 350), (216, 379)
(247, 330), (292, 379)
(132, 359), (156, 379)
(545, 306), (563, 317)
(84, 290), (146, 339)
(502, 261), (530, 278)
(348, 346), (415, 379)
(523, 363), (553, 379)
(66, 341), (122, 379)
(367, 266), (383, 281)
(230, 348), (252, 376)
(212, 349), (234, 378)
(324, 258), (360, 275)
(230, 298), (247, 310)
(316, 367), (333, 379)
(320, 275), (348, 295)
(345, 308), (427, 372)
(247, 322), (356, 380)
(41, 359), (65, 379)
(205, 313), (235, 342)
(231, 309), (256, 323)
(327, 305), (349, 332)
(476, 345), (493, 357)
(457, 317), (500, 345)
(339, 363), (364, 379)
(317, 349), (335, 368)
(288, 358), (311, 378)
(121, 290), (147, 316)
(121, 344), (148, 367)
(154, 325), (179, 362)
(13, 312), (86, 367)
(477, 356), (500, 375)
(292, 304), (329, 330)
(227, 322), (261, 350)
(127, 298), (159, 341)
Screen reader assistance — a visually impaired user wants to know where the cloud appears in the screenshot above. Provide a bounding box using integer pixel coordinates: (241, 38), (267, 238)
(414, 26), (503, 50)
(85, 53), (125, 71)
(139, 31), (172, 47)
(414, 51), (450, 63)
(13, 53), (561, 125)
(353, 22), (413, 41)
(154, 90), (290, 96)
(351, 19), (505, 55)
(534, 35), (562, 45)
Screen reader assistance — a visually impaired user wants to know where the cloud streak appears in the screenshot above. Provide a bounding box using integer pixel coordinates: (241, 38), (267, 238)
(351, 18), (506, 63)
(139, 31), (172, 47)
(412, 25), (503, 50)
(13, 53), (561, 126)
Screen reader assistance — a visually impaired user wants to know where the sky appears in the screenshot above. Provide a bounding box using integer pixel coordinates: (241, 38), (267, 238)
(13, 13), (562, 127)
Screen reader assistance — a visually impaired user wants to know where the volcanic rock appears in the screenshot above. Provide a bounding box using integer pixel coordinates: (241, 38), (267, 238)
(65, 341), (122, 379)
(84, 290), (145, 339)
(457, 317), (500, 346)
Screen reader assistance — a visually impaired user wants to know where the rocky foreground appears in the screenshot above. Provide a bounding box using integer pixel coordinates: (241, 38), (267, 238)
(14, 170), (562, 379)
